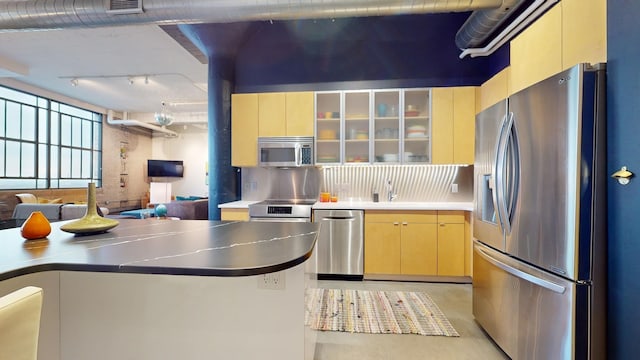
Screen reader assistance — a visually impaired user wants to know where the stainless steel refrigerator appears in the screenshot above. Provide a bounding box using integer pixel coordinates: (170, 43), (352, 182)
(473, 63), (606, 359)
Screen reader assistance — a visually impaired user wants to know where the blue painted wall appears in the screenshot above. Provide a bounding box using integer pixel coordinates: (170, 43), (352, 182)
(186, 14), (508, 93)
(607, 1), (640, 358)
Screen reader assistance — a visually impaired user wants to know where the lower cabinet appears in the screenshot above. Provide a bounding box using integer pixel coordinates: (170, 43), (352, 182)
(364, 210), (466, 277)
(220, 208), (249, 221)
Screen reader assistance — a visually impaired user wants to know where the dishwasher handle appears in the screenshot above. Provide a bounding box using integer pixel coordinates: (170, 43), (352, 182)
(321, 216), (356, 221)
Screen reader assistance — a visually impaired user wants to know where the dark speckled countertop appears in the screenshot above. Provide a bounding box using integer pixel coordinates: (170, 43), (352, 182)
(0, 219), (319, 281)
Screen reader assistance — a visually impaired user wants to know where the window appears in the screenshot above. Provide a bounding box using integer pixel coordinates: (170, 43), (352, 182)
(0, 85), (102, 190)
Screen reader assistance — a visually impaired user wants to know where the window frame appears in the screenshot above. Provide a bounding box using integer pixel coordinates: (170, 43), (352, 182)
(0, 85), (103, 190)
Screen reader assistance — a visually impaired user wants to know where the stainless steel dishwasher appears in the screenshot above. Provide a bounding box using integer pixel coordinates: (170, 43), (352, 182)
(313, 209), (363, 279)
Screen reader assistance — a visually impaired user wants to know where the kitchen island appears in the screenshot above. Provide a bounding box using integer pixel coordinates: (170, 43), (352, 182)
(0, 219), (319, 360)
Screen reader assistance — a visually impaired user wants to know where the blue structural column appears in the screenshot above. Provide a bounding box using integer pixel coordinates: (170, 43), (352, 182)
(207, 56), (239, 220)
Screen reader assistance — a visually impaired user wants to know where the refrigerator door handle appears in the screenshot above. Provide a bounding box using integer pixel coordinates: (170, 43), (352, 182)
(495, 112), (514, 234)
(492, 113), (509, 232)
(476, 246), (566, 294)
(503, 111), (520, 233)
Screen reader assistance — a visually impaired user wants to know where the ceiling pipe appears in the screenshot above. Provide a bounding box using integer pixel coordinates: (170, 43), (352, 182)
(107, 110), (178, 137)
(0, 0), (504, 31)
(458, 0), (558, 58)
(455, 0), (526, 50)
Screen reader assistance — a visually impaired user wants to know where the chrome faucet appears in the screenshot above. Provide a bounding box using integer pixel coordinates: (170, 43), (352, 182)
(386, 179), (398, 202)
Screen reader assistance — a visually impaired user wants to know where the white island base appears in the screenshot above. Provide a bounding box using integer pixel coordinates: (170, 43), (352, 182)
(0, 263), (316, 360)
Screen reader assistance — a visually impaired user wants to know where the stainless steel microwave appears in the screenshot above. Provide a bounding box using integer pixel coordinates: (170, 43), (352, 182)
(258, 136), (314, 167)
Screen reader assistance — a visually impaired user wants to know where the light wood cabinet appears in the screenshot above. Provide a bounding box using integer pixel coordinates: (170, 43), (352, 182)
(431, 87), (476, 165)
(258, 92), (286, 137)
(436, 211), (465, 276)
(258, 92), (315, 137)
(220, 208), (249, 221)
(452, 87), (476, 164)
(365, 210), (459, 277)
(232, 91), (314, 166)
(364, 221), (402, 274)
(400, 222), (438, 275)
(431, 88), (454, 164)
(365, 211), (439, 276)
(478, 67), (510, 113)
(285, 92), (315, 136)
(510, 4), (562, 94)
(231, 94), (259, 167)
(561, 0), (607, 69)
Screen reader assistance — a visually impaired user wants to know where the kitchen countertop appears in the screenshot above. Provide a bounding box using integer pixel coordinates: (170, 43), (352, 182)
(0, 219), (319, 281)
(217, 200), (260, 209)
(218, 199), (473, 211)
(313, 200), (474, 211)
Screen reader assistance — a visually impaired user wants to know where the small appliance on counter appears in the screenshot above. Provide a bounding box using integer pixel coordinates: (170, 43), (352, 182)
(258, 136), (314, 167)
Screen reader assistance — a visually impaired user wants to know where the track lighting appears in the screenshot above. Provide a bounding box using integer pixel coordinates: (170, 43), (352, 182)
(128, 77), (134, 85)
(70, 78), (78, 86)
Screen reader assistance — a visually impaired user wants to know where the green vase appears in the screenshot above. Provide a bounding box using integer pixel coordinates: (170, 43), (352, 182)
(60, 183), (119, 235)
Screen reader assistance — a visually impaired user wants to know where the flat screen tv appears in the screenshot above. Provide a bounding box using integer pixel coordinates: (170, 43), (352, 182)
(147, 159), (184, 177)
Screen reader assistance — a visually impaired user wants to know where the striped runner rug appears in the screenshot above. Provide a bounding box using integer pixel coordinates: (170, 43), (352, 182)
(305, 288), (459, 337)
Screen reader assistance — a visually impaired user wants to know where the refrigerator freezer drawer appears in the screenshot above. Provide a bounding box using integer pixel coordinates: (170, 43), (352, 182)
(473, 241), (578, 359)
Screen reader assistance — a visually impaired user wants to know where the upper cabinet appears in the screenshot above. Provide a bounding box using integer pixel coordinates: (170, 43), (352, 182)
(258, 92), (314, 137)
(431, 86), (476, 165)
(258, 92), (286, 137)
(399, 89), (431, 164)
(510, 4), (562, 94)
(315, 92), (342, 164)
(561, 0), (607, 69)
(315, 88), (431, 165)
(285, 92), (315, 136)
(231, 93), (259, 167)
(509, 0), (607, 95)
(232, 91), (314, 167)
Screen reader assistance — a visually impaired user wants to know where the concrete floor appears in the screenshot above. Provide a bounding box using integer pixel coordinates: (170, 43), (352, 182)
(312, 280), (509, 360)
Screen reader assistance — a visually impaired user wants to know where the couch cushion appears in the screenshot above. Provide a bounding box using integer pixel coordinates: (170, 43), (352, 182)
(15, 194), (37, 204)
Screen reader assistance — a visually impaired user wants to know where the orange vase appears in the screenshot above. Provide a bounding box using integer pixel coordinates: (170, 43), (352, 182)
(21, 211), (52, 240)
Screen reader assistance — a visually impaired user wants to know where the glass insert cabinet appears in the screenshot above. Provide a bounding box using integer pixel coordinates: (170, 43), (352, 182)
(315, 88), (431, 165)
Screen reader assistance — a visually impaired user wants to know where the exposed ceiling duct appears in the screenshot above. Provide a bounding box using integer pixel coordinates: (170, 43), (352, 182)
(0, 0), (505, 31)
(107, 110), (178, 137)
(455, 0), (526, 50)
(457, 0), (557, 58)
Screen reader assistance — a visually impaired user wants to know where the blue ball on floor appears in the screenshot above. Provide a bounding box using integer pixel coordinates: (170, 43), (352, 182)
(155, 204), (167, 217)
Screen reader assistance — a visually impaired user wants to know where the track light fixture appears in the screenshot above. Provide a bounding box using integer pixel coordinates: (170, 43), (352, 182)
(70, 78), (78, 86)
(128, 77), (135, 85)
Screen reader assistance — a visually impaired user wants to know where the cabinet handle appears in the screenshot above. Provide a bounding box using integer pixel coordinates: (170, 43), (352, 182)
(402, 222), (408, 226)
(440, 223), (446, 226)
(393, 222), (399, 225)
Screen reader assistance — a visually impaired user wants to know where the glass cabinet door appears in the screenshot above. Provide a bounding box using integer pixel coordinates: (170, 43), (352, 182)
(373, 90), (401, 163)
(315, 92), (341, 164)
(402, 89), (431, 163)
(344, 91), (370, 164)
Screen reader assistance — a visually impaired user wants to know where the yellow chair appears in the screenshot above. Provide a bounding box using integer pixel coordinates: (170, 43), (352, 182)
(0, 286), (43, 360)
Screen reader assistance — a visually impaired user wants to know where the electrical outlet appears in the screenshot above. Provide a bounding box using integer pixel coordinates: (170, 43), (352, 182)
(451, 183), (459, 193)
(257, 272), (286, 290)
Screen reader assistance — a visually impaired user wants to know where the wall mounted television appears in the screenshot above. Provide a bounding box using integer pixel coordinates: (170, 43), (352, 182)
(147, 159), (184, 177)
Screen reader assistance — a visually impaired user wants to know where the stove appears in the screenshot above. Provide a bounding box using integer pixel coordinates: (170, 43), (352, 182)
(248, 199), (316, 222)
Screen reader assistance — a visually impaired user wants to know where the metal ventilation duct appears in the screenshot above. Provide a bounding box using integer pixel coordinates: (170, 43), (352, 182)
(455, 0), (526, 49)
(0, 0), (504, 31)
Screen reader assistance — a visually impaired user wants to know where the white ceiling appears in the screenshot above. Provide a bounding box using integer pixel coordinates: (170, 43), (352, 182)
(0, 24), (208, 118)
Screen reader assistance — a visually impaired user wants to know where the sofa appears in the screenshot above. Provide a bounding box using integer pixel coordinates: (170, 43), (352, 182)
(12, 203), (110, 221)
(163, 199), (208, 220)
